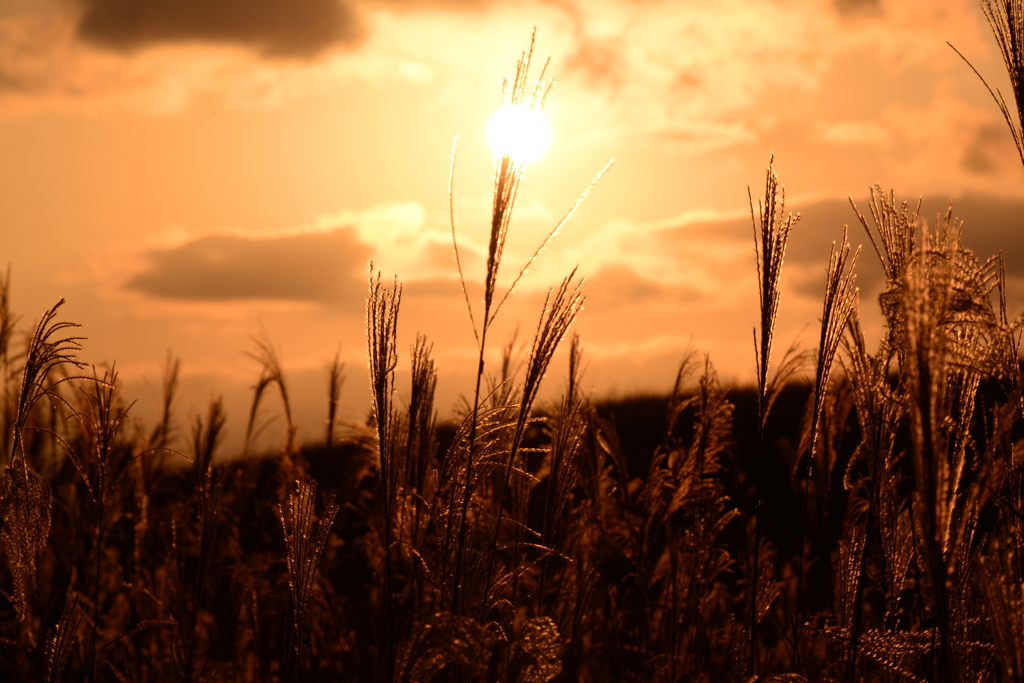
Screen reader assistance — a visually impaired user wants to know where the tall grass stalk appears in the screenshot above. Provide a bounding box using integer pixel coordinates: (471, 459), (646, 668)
(281, 479), (339, 682)
(9, 302), (85, 468)
(794, 227), (859, 670)
(326, 350), (345, 453)
(245, 331), (297, 460)
(483, 271), (584, 617)
(2, 300), (83, 663)
(447, 33), (610, 617)
(748, 156), (799, 675)
(366, 269), (402, 679)
(448, 35), (548, 615)
(401, 334), (438, 630)
(149, 352), (180, 453)
(840, 304), (905, 683)
(961, 1), (1024, 168)
(75, 365), (132, 683)
(43, 592), (84, 683)
(536, 334), (585, 611)
(900, 210), (997, 682)
(177, 395), (226, 681)
(0, 266), (17, 466)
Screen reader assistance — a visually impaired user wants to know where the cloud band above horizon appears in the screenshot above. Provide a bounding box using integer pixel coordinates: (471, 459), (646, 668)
(77, 0), (365, 58)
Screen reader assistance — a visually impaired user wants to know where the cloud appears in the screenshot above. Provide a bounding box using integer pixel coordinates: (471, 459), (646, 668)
(669, 191), (1024, 301)
(833, 0), (881, 18)
(651, 119), (757, 152)
(961, 122), (1014, 174)
(370, 0), (492, 7)
(562, 34), (627, 89)
(1, 0), (1017, 217)
(126, 227), (371, 305)
(77, 0), (364, 58)
(927, 193), (1024, 273)
(0, 0), (997, 161)
(819, 120), (890, 146)
(538, 0), (993, 161)
(583, 264), (699, 311)
(402, 277), (470, 298)
(0, 10), (434, 114)
(566, 188), (1024, 380)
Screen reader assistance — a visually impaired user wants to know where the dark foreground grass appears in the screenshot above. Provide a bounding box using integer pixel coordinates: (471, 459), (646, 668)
(8, 6), (1024, 681)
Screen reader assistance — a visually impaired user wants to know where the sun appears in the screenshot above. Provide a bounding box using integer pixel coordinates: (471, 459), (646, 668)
(486, 103), (552, 164)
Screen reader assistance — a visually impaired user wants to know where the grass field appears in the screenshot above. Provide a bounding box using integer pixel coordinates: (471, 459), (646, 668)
(6, 3), (1024, 682)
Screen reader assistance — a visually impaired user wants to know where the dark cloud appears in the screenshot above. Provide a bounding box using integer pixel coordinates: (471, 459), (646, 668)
(680, 197), (858, 262)
(77, 0), (364, 58)
(933, 194), (1024, 273)
(127, 227), (371, 306)
(670, 192), (1024, 300)
(370, 0), (490, 7)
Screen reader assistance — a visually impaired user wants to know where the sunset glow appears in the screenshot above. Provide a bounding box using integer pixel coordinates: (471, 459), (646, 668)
(486, 103), (552, 163)
(1, 0), (1021, 447)
(12, 2), (1024, 680)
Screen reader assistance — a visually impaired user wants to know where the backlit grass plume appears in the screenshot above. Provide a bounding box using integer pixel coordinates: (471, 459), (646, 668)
(281, 479), (339, 681)
(245, 331), (297, 458)
(325, 350), (345, 452)
(2, 300), (84, 641)
(973, 0), (1024, 167)
(43, 592), (84, 683)
(447, 33), (610, 618)
(898, 210), (996, 682)
(8, 300), (85, 467)
(748, 156), (800, 675)
(366, 268), (403, 677)
(0, 267), (17, 462)
(794, 226), (859, 667)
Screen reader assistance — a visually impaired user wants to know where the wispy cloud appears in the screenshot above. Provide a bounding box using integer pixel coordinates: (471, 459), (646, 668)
(818, 120), (891, 146)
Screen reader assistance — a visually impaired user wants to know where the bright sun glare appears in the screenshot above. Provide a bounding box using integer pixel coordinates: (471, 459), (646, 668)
(487, 103), (552, 164)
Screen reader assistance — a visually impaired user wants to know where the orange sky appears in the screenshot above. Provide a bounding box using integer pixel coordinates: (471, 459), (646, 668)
(4, 0), (1024, 452)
